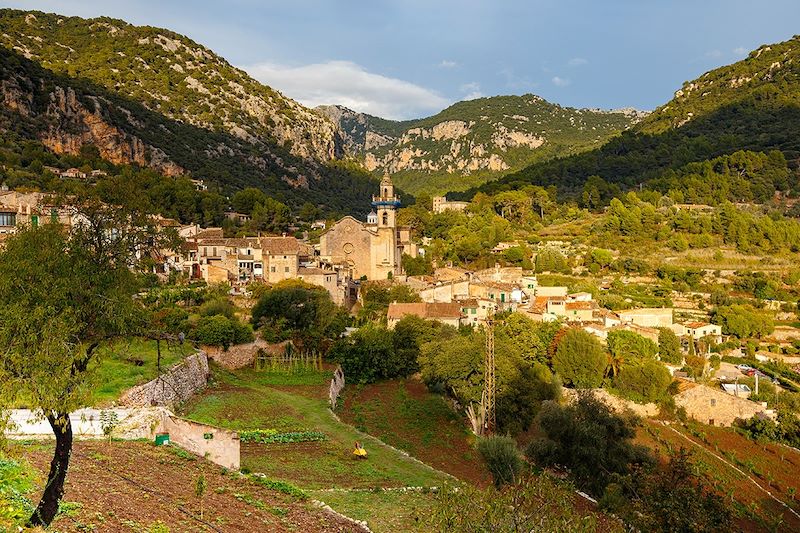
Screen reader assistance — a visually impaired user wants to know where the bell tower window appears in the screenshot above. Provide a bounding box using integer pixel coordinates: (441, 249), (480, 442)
(382, 212), (388, 225)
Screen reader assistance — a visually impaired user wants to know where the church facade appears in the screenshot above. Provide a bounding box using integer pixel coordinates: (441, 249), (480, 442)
(319, 173), (417, 280)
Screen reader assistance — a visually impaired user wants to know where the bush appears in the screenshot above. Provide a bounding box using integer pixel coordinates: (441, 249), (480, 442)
(607, 330), (658, 360)
(613, 360), (672, 403)
(198, 297), (236, 319)
(526, 392), (653, 496)
(193, 315), (253, 349)
(477, 435), (523, 487)
(329, 324), (399, 384)
(552, 329), (606, 388)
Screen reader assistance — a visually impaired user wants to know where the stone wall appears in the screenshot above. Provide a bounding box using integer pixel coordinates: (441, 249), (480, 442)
(120, 351), (209, 408)
(329, 366), (345, 409)
(204, 339), (291, 370)
(162, 416), (240, 470)
(562, 388), (660, 418)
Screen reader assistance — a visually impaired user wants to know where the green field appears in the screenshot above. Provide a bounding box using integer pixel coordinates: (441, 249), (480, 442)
(182, 366), (449, 490)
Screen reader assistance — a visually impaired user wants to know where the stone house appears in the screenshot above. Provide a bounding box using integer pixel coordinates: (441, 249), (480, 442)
(673, 380), (775, 427)
(618, 307), (674, 328)
(297, 267), (341, 304)
(432, 195), (470, 214)
(386, 302), (465, 329)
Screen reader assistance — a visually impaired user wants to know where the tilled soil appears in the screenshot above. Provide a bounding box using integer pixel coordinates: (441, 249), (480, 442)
(21, 440), (366, 532)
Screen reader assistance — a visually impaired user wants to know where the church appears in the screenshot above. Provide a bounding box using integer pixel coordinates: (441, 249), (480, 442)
(319, 173), (417, 280)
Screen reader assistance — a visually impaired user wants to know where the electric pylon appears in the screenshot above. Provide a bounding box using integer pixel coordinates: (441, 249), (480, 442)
(482, 309), (496, 434)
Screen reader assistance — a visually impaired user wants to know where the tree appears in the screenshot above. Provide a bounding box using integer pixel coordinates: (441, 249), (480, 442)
(604, 449), (731, 532)
(476, 435), (523, 487)
(0, 197), (164, 527)
(328, 324), (396, 384)
(552, 329), (607, 388)
(658, 327), (682, 364)
(526, 393), (653, 496)
(251, 280), (348, 350)
(607, 330), (658, 363)
(613, 360), (672, 403)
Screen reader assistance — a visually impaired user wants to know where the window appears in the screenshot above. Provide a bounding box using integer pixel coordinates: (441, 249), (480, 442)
(31, 215), (38, 228)
(270, 266), (276, 272)
(382, 212), (388, 225)
(710, 399), (716, 406)
(0, 212), (16, 226)
(284, 266), (290, 272)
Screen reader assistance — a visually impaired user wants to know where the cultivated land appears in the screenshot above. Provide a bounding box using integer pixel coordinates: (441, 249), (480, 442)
(13, 440), (365, 532)
(636, 420), (800, 532)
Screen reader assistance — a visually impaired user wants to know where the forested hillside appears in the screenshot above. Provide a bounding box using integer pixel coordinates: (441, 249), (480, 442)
(465, 36), (800, 206)
(320, 96), (641, 195)
(0, 9), (386, 216)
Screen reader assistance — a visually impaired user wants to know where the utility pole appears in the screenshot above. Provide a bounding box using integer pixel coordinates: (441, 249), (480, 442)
(482, 309), (496, 435)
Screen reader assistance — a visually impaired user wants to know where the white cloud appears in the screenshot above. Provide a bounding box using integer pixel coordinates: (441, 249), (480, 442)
(460, 82), (484, 100)
(551, 76), (571, 87)
(568, 57), (588, 67)
(242, 60), (449, 120)
(733, 46), (748, 57)
(438, 59), (458, 68)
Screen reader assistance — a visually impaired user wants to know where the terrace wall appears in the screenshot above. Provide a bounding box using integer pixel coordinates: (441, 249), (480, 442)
(120, 351), (209, 408)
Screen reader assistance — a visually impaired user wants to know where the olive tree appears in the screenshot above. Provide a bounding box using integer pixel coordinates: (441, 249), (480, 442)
(0, 197), (167, 527)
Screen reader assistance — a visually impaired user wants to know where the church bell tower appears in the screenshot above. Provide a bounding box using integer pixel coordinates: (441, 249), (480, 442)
(372, 171), (400, 228)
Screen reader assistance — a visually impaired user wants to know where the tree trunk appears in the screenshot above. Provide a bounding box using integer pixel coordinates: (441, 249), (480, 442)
(28, 412), (73, 527)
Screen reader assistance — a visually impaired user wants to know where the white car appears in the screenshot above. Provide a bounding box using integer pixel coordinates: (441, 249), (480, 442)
(737, 364), (753, 371)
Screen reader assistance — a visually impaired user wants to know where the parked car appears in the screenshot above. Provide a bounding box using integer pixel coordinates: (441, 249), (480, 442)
(737, 364), (753, 372)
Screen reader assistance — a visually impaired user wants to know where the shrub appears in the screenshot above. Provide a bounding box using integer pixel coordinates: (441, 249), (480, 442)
(552, 329), (606, 388)
(607, 330), (658, 360)
(198, 297), (236, 319)
(613, 360), (672, 403)
(477, 435), (523, 487)
(193, 315), (253, 349)
(526, 392), (653, 496)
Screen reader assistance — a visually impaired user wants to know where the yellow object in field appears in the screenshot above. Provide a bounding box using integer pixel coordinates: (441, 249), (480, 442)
(353, 445), (367, 458)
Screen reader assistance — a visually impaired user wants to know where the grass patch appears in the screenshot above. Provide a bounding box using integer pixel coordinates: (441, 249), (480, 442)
(87, 338), (195, 406)
(182, 367), (448, 490)
(308, 489), (435, 533)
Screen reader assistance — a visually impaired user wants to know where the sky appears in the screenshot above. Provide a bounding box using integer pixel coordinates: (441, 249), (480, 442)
(6, 1), (800, 119)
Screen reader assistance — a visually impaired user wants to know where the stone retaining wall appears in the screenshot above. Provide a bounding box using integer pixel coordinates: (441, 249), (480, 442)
(162, 415), (240, 470)
(562, 388), (660, 418)
(203, 339), (291, 369)
(119, 351), (209, 408)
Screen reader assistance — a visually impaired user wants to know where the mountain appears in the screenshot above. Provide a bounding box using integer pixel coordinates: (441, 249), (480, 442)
(318, 96), (644, 196)
(0, 9), (384, 216)
(465, 36), (800, 203)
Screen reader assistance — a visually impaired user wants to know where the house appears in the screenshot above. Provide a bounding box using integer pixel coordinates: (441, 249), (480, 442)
(456, 298), (497, 326)
(673, 380), (775, 427)
(534, 285), (568, 298)
(0, 191), (73, 236)
(297, 267), (341, 304)
(225, 211), (252, 224)
(584, 323), (610, 340)
(473, 265), (523, 285)
(618, 308), (673, 328)
(683, 322), (723, 344)
(721, 383), (752, 399)
(61, 168), (87, 180)
(311, 220), (327, 230)
(260, 236), (309, 284)
(419, 279), (471, 303)
(90, 169), (108, 178)
(432, 195), (470, 214)
(190, 178), (208, 191)
(594, 309), (621, 328)
(563, 301), (597, 322)
(386, 302), (465, 329)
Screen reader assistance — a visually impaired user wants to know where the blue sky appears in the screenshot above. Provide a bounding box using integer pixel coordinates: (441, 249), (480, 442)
(6, 1), (800, 119)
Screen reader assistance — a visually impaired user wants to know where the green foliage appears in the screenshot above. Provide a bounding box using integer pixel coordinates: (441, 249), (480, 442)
(526, 392), (653, 496)
(198, 297), (236, 319)
(607, 330), (658, 360)
(358, 283), (420, 322)
(476, 435), (523, 488)
(602, 449), (731, 533)
(239, 429), (326, 444)
(329, 323), (420, 384)
(427, 474), (617, 533)
(711, 304), (774, 339)
(612, 360), (672, 403)
(251, 280), (348, 349)
(658, 328), (682, 364)
(552, 329), (607, 388)
(0, 455), (35, 530)
(401, 253), (433, 276)
(249, 476), (308, 500)
(535, 247), (570, 274)
(192, 315), (254, 349)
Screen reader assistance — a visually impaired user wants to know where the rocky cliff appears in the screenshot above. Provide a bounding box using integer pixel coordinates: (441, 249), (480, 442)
(319, 96), (644, 195)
